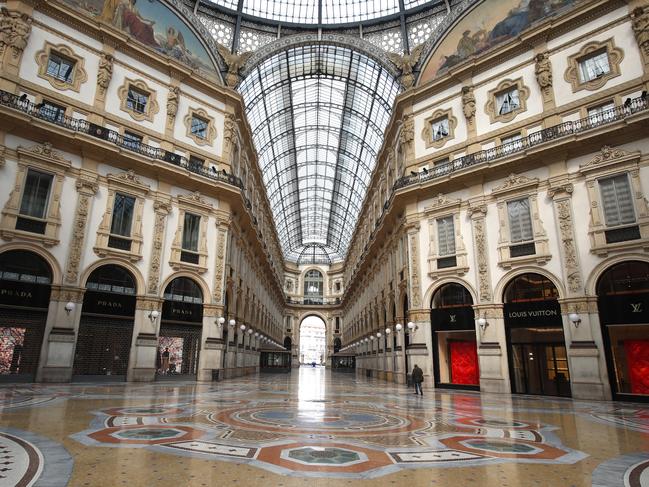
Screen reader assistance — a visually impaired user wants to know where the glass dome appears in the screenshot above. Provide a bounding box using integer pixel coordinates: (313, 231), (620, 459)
(205, 0), (436, 25)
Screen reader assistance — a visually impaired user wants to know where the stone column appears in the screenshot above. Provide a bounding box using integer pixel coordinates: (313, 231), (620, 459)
(393, 316), (405, 384)
(37, 286), (84, 382)
(548, 180), (611, 400)
(469, 200), (510, 393)
(128, 296), (162, 382)
(197, 304), (225, 382)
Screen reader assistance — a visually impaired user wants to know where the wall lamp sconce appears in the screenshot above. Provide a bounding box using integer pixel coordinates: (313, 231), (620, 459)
(376, 332), (382, 338)
(395, 323), (403, 333)
(247, 328), (253, 335)
(229, 319), (236, 327)
(385, 327), (391, 335)
(240, 324), (246, 331)
(64, 301), (75, 315)
(477, 317), (488, 333)
(407, 321), (417, 333)
(148, 309), (159, 325)
(254, 332), (259, 337)
(216, 317), (225, 328)
(569, 312), (581, 328)
(370, 335), (375, 341)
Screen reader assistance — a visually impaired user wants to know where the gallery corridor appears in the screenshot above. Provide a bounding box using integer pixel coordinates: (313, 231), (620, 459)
(0, 368), (648, 486)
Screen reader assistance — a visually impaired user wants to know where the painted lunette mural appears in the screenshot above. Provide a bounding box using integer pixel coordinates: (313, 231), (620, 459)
(419, 0), (576, 84)
(62, 0), (216, 73)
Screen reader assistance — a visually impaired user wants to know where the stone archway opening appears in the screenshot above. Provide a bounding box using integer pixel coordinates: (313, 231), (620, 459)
(299, 315), (326, 365)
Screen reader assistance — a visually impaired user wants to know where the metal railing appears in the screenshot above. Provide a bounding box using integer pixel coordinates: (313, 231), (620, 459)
(0, 90), (244, 189)
(393, 96), (649, 191)
(286, 296), (341, 306)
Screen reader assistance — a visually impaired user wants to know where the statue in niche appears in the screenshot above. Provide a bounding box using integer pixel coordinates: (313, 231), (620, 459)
(97, 52), (113, 96)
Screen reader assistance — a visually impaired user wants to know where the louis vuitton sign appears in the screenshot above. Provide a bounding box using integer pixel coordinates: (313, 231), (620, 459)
(504, 300), (562, 328)
(431, 306), (475, 331)
(598, 294), (649, 325)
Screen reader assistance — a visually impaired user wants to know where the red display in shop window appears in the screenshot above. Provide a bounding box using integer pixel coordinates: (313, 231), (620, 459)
(450, 340), (479, 386)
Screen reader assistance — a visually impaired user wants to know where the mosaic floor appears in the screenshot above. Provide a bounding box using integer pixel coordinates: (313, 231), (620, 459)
(0, 368), (648, 486)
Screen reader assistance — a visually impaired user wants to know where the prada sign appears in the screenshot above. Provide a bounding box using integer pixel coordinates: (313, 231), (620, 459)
(83, 291), (135, 316)
(431, 307), (475, 331)
(598, 294), (649, 325)
(0, 279), (50, 308)
(504, 300), (562, 328)
(162, 300), (203, 323)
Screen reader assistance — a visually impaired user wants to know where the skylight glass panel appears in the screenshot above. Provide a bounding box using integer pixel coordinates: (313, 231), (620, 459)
(322, 0), (399, 23)
(242, 0), (318, 24)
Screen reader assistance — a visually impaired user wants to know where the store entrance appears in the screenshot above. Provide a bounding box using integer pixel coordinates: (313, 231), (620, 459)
(157, 277), (204, 380)
(510, 331), (570, 397)
(504, 273), (571, 398)
(0, 250), (52, 382)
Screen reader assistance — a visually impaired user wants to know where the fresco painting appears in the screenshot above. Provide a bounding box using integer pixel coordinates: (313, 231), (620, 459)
(419, 0), (576, 84)
(63, 0), (216, 72)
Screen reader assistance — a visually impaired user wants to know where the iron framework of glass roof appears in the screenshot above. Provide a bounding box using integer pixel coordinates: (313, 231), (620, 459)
(238, 43), (400, 263)
(203, 0), (439, 26)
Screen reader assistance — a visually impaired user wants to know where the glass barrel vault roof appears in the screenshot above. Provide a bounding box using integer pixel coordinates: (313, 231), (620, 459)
(238, 44), (400, 263)
(206, 0), (435, 25)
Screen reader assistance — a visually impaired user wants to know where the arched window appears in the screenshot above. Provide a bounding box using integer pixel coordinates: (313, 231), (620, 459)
(86, 265), (136, 295)
(597, 261), (649, 296)
(164, 277), (203, 304)
(504, 273), (559, 303)
(284, 336), (292, 350)
(304, 269), (323, 304)
(431, 283), (473, 309)
(0, 250), (52, 284)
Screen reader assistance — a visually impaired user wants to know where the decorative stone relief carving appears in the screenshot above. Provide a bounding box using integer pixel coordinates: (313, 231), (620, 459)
(166, 86), (179, 126)
(408, 229), (422, 308)
(580, 145), (630, 170)
(387, 44), (425, 89)
(632, 6), (649, 63)
(215, 42), (253, 87)
(213, 224), (228, 304)
(0, 8), (31, 59)
(399, 115), (414, 145)
(492, 173), (539, 193)
(97, 52), (113, 97)
(65, 175), (98, 283)
(556, 197), (582, 293)
(50, 286), (85, 304)
(147, 198), (171, 294)
(461, 85), (476, 123)
(534, 51), (553, 105)
(468, 204), (492, 302)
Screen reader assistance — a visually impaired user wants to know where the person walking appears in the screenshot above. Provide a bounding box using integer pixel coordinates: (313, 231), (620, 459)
(412, 364), (424, 395)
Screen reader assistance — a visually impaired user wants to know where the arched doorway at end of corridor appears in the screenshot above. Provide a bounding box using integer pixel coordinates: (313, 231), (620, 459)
(430, 283), (479, 390)
(503, 273), (571, 398)
(299, 315), (326, 366)
(0, 250), (53, 381)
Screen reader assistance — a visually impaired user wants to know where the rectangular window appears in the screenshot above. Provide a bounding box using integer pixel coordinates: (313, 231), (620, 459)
(190, 116), (209, 139)
(430, 117), (449, 141)
(507, 198), (533, 243)
(599, 174), (636, 227)
(123, 131), (142, 151)
(20, 169), (53, 219)
(182, 213), (200, 252)
(437, 216), (456, 256)
(110, 193), (136, 237)
(46, 52), (75, 83)
(579, 50), (610, 83)
(126, 87), (149, 114)
(588, 101), (615, 124)
(40, 101), (66, 123)
(496, 88), (520, 115)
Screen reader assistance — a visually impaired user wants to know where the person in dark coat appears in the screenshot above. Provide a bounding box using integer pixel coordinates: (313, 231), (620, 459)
(412, 364), (424, 395)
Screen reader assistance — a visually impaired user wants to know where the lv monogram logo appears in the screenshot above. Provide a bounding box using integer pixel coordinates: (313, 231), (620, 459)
(449, 314), (457, 323)
(630, 303), (643, 313)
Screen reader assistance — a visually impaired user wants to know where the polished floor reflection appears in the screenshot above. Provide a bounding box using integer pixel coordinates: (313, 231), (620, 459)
(1, 368), (649, 486)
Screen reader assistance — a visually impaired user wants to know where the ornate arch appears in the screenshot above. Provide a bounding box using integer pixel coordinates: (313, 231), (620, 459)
(585, 253), (649, 296)
(80, 258), (145, 296)
(493, 267), (566, 304)
(159, 271), (211, 303)
(0, 242), (62, 285)
(423, 277), (478, 309)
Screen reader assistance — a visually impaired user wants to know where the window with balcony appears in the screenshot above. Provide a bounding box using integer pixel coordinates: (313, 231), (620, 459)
(123, 131), (142, 151)
(39, 101), (66, 123)
(36, 42), (87, 92)
(587, 101), (615, 125)
(181, 212), (201, 264)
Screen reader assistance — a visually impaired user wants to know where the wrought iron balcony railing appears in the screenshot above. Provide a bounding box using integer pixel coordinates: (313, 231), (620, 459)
(0, 90), (244, 189)
(393, 96), (649, 191)
(286, 296), (341, 306)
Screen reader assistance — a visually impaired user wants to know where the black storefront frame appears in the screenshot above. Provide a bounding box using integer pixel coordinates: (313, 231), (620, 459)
(503, 299), (571, 397)
(430, 306), (479, 391)
(157, 298), (204, 380)
(598, 293), (649, 402)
